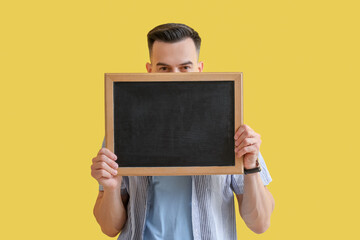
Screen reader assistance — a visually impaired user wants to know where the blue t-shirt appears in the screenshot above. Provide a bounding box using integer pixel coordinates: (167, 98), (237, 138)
(143, 176), (193, 240)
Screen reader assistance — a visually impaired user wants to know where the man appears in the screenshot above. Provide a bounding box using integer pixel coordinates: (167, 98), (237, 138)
(91, 23), (274, 240)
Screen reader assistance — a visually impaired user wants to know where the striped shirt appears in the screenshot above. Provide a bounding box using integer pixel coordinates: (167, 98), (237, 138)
(98, 152), (272, 240)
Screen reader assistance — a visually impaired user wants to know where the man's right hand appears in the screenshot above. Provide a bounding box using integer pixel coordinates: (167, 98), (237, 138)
(91, 148), (122, 191)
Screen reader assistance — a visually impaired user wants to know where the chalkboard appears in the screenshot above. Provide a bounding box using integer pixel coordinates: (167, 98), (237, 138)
(105, 73), (243, 176)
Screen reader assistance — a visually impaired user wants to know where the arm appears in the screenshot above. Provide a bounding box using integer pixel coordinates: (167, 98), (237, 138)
(93, 186), (128, 237)
(236, 178), (274, 234)
(234, 125), (275, 234)
(91, 148), (128, 237)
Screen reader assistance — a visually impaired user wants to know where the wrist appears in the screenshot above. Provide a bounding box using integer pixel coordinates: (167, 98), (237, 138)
(102, 182), (123, 193)
(244, 156), (258, 170)
(103, 186), (122, 195)
(244, 163), (257, 169)
(244, 158), (261, 175)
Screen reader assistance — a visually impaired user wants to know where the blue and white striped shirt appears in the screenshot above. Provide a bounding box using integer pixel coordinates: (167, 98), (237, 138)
(99, 152), (272, 240)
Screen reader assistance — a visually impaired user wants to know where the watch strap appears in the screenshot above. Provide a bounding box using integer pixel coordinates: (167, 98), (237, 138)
(244, 158), (262, 175)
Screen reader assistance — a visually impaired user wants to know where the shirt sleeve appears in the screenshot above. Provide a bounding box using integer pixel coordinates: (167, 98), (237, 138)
(230, 152), (272, 195)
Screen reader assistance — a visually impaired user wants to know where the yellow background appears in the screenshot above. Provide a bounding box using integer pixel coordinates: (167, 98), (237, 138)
(1, 0), (359, 239)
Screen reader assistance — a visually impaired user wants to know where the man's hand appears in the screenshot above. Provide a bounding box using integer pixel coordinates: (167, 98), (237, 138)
(91, 148), (122, 191)
(234, 125), (262, 169)
(92, 148), (127, 237)
(234, 125), (274, 234)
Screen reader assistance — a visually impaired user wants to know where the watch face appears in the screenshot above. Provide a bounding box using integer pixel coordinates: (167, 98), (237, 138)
(244, 159), (261, 174)
(244, 159), (260, 170)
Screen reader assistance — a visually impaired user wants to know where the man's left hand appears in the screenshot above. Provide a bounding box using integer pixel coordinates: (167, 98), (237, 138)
(234, 125), (262, 169)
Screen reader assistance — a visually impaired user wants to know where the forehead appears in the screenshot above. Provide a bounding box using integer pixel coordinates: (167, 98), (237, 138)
(151, 38), (198, 65)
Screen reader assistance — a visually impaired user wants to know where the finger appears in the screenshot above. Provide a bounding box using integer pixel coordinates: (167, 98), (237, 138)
(93, 154), (118, 170)
(235, 129), (256, 146)
(236, 137), (257, 150)
(235, 140), (253, 153)
(92, 161), (118, 176)
(97, 148), (117, 160)
(234, 124), (253, 140)
(92, 169), (113, 180)
(234, 125), (245, 140)
(235, 142), (259, 154)
(236, 145), (258, 157)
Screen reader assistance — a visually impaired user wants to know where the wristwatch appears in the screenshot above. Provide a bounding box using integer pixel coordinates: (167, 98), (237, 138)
(244, 158), (262, 175)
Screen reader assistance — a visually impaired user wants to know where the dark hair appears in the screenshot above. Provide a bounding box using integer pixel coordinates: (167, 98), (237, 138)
(147, 23), (201, 57)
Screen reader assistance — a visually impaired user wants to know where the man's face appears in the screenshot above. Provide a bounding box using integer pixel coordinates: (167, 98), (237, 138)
(146, 37), (204, 73)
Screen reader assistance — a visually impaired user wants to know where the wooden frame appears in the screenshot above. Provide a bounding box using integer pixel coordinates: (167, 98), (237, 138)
(105, 72), (243, 176)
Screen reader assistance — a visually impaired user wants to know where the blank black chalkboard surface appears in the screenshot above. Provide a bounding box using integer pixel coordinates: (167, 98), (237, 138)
(105, 73), (243, 176)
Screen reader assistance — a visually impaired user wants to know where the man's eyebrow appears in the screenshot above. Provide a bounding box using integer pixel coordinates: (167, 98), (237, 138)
(156, 62), (170, 66)
(156, 61), (193, 66)
(180, 61), (193, 65)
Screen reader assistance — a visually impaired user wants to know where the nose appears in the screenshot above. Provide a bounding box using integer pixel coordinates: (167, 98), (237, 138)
(171, 68), (180, 73)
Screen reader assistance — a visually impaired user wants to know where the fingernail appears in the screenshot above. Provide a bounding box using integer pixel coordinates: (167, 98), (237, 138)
(113, 155), (117, 160)
(113, 170), (118, 175)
